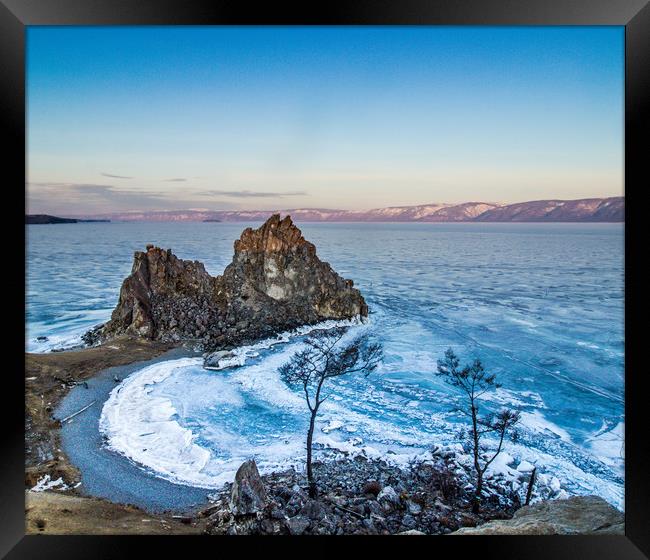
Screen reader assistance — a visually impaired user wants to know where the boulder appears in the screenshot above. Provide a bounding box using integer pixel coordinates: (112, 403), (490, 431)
(230, 460), (268, 516)
(286, 515), (310, 535)
(406, 500), (422, 515)
(300, 499), (326, 521)
(204, 350), (235, 369)
(81, 324), (104, 346)
(377, 486), (400, 507)
(452, 496), (623, 535)
(93, 215), (368, 353)
(400, 514), (417, 530)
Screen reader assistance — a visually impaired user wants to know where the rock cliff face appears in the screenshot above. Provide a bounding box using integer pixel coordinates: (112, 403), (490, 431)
(97, 214), (367, 350)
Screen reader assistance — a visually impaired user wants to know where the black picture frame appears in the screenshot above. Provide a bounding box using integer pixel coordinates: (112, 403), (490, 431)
(3, 0), (648, 557)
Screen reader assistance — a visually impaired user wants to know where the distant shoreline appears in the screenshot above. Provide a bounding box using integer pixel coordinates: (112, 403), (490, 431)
(26, 214), (110, 224)
(26, 218), (624, 225)
(35, 196), (623, 224)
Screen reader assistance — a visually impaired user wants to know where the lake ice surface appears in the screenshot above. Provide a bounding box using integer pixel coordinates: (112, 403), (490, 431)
(27, 222), (624, 508)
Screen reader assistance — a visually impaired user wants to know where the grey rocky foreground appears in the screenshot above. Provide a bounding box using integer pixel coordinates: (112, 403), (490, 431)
(85, 215), (367, 351)
(201, 454), (522, 535)
(202, 455), (622, 535)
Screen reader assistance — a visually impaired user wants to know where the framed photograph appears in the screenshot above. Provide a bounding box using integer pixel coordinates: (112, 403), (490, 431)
(3, 0), (648, 557)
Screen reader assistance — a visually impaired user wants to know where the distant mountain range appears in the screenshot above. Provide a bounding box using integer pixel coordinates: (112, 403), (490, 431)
(56, 197), (623, 223)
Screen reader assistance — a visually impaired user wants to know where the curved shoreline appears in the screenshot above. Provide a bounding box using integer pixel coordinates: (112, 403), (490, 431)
(53, 317), (366, 513)
(55, 347), (213, 514)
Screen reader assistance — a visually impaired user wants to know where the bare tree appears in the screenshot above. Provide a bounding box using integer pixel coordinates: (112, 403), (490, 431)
(279, 327), (383, 498)
(436, 348), (520, 513)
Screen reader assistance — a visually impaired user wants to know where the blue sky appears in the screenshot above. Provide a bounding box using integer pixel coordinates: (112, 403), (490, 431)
(27, 26), (624, 214)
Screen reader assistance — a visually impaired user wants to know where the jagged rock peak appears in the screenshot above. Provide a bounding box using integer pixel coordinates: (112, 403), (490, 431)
(234, 214), (316, 255)
(91, 215), (368, 351)
(99, 243), (220, 342)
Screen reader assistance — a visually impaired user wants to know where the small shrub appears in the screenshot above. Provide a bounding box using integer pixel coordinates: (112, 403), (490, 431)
(362, 480), (381, 496)
(431, 463), (463, 502)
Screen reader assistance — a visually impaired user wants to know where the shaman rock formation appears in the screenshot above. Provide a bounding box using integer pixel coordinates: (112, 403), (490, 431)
(93, 215), (367, 350)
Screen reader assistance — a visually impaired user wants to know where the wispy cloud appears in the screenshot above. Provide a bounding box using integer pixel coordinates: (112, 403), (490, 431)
(26, 182), (309, 215)
(26, 182), (243, 214)
(163, 178), (187, 182)
(28, 182), (177, 214)
(197, 189), (307, 198)
(101, 172), (133, 179)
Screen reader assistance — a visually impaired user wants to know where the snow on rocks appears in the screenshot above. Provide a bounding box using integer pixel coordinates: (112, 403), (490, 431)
(31, 474), (69, 492)
(516, 460), (536, 473)
(321, 420), (343, 434)
(203, 350), (236, 370)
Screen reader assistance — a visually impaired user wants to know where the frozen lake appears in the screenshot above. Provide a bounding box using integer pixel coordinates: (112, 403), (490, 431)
(27, 221), (625, 508)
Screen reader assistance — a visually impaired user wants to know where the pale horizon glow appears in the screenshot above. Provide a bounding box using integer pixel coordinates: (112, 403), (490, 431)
(27, 26), (624, 216)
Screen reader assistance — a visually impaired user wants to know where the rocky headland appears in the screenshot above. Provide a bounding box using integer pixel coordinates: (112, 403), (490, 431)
(26, 214), (77, 224)
(88, 214), (367, 354)
(25, 214), (372, 533)
(26, 214), (110, 224)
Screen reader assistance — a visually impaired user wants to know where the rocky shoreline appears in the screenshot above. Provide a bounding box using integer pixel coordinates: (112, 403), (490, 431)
(25, 338), (624, 535)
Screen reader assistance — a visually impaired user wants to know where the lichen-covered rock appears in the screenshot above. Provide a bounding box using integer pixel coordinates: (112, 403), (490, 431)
(95, 214), (368, 351)
(452, 495), (624, 535)
(230, 460), (268, 516)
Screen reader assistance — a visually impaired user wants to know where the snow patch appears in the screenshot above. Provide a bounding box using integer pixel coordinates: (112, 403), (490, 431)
(519, 410), (572, 443)
(31, 475), (69, 492)
(322, 420), (343, 433)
